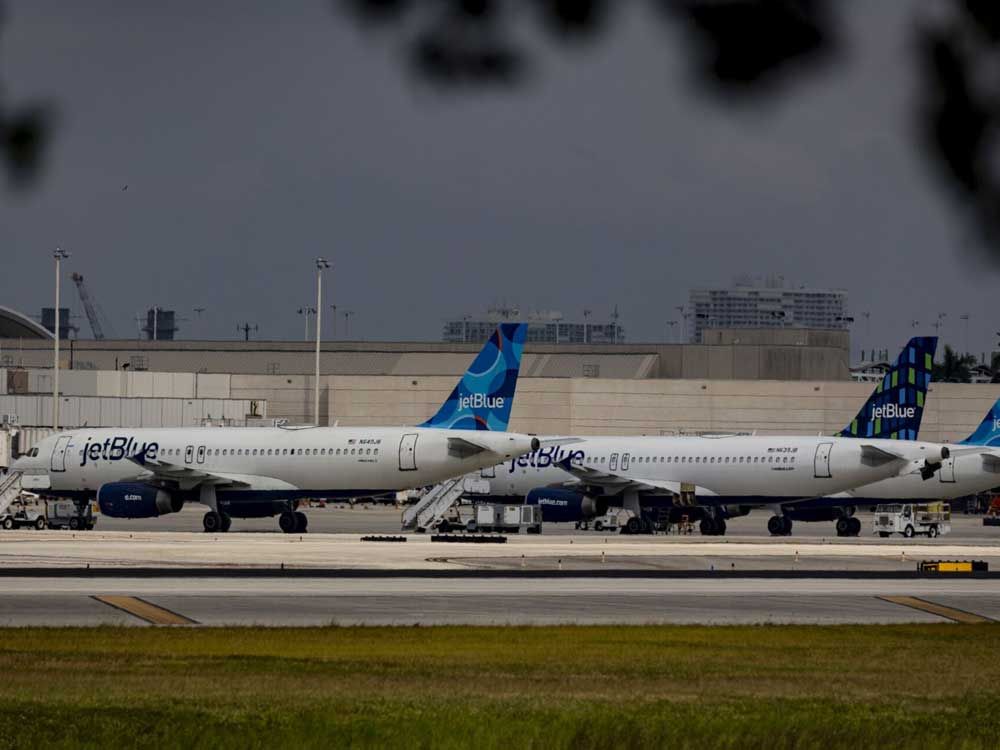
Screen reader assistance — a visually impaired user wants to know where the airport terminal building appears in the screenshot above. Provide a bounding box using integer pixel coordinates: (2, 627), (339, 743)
(2, 320), (998, 460)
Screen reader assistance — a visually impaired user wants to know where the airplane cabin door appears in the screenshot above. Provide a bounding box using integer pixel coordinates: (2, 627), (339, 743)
(609, 453), (619, 471)
(399, 433), (418, 471)
(49, 435), (72, 472)
(196, 445), (206, 464)
(813, 442), (833, 478)
(939, 457), (956, 483)
(184, 445), (194, 464)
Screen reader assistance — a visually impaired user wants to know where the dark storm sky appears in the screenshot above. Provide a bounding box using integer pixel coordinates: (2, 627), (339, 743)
(1, 1), (996, 355)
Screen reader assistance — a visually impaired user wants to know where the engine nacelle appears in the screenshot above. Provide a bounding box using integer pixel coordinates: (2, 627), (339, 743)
(525, 488), (606, 522)
(97, 483), (183, 519)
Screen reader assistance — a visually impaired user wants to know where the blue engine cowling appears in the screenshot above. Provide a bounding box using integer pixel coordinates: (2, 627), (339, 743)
(97, 483), (183, 518)
(525, 488), (606, 522)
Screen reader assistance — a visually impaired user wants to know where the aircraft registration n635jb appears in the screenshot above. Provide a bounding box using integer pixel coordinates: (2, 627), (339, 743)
(451, 337), (969, 537)
(11, 324), (538, 533)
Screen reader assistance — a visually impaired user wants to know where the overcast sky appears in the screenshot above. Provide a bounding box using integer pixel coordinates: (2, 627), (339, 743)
(1, 1), (996, 356)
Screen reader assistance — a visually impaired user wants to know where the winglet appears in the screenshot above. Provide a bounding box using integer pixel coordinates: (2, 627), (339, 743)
(838, 337), (936, 440)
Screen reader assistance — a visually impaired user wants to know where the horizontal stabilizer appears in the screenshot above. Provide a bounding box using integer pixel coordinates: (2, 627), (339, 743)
(447, 437), (487, 459)
(859, 444), (904, 466)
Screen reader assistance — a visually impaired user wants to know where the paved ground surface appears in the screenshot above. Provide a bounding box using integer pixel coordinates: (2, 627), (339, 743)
(81, 505), (1000, 540)
(4, 507), (1000, 627)
(1, 577), (998, 626)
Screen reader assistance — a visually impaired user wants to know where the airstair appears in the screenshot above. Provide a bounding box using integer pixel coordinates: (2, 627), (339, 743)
(0, 471), (23, 516)
(401, 476), (468, 532)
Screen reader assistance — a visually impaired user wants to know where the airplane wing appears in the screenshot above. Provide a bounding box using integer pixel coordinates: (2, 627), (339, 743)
(553, 458), (718, 498)
(125, 455), (297, 492)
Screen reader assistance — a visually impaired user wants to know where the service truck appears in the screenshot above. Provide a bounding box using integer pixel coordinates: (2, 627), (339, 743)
(873, 502), (951, 538)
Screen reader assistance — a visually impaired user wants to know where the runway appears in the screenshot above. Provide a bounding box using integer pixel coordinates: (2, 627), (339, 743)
(4, 507), (1000, 627)
(1, 576), (998, 626)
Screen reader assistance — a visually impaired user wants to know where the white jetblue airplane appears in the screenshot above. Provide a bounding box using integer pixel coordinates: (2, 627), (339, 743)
(12, 324), (538, 533)
(787, 397), (1000, 533)
(454, 337), (963, 536)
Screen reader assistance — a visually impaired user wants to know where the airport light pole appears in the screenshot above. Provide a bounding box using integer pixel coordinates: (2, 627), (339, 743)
(314, 258), (330, 426)
(53, 247), (70, 430)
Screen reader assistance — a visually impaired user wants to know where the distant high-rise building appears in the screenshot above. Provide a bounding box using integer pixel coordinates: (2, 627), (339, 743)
(142, 308), (177, 341)
(443, 306), (625, 344)
(40, 307), (74, 339)
(687, 274), (849, 343)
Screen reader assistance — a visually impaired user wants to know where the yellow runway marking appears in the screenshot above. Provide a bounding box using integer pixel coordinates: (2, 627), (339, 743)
(92, 595), (197, 625)
(877, 595), (994, 624)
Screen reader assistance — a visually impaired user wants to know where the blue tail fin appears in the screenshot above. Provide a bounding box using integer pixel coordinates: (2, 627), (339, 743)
(837, 337), (937, 440)
(420, 323), (527, 431)
(958, 399), (1000, 446)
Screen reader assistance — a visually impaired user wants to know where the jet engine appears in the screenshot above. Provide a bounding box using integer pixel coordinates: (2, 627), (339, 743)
(525, 488), (607, 522)
(97, 482), (183, 518)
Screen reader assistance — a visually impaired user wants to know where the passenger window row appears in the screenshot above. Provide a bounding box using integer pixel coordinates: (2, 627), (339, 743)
(587, 454), (798, 467)
(157, 447), (379, 458)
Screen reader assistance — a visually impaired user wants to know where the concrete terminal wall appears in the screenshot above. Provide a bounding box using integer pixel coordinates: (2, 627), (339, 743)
(328, 377), (1000, 445)
(6, 367), (998, 444)
(0, 338), (848, 381)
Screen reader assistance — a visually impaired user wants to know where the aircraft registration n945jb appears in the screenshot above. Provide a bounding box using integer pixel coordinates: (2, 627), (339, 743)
(11, 323), (538, 533)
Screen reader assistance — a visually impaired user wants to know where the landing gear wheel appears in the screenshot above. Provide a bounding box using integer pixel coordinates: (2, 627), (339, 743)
(220, 513), (232, 533)
(928, 524), (938, 538)
(625, 517), (642, 535)
(279, 512), (297, 534)
(767, 515), (790, 536)
(699, 517), (716, 536)
(294, 511), (307, 533)
(203, 511), (224, 533)
(903, 525), (915, 539)
(848, 517), (861, 537)
(835, 517), (851, 537)
(716, 518), (727, 536)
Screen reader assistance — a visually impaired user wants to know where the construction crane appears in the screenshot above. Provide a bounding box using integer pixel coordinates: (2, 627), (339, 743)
(71, 272), (115, 340)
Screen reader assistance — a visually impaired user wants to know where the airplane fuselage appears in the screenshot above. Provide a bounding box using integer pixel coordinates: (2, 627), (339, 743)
(20, 426), (536, 501)
(471, 434), (951, 505)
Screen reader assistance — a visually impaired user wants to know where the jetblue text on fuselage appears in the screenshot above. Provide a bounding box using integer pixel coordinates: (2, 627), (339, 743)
(871, 404), (916, 420)
(508, 446), (585, 472)
(459, 394), (505, 410)
(79, 436), (159, 466)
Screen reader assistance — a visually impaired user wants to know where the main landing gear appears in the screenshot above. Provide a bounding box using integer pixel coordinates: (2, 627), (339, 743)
(835, 516), (862, 537)
(279, 511), (308, 534)
(767, 515), (793, 536)
(203, 511), (232, 533)
(698, 516), (727, 536)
